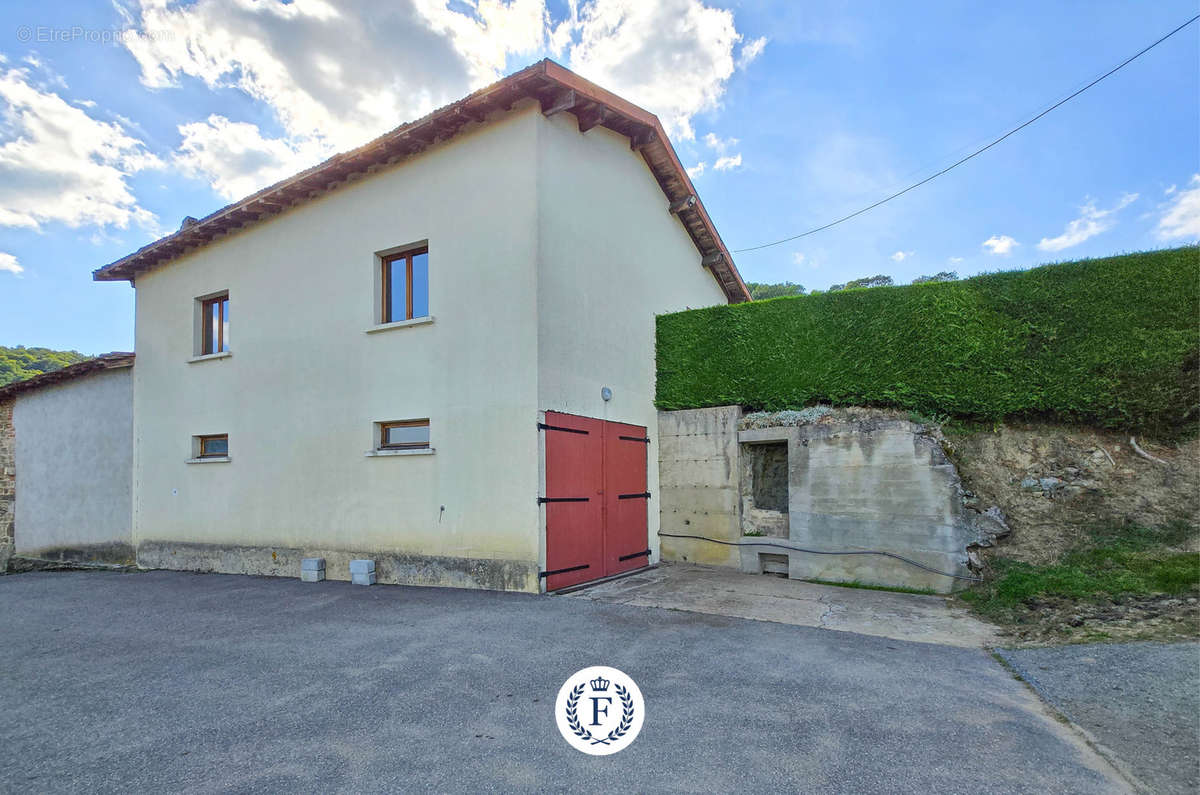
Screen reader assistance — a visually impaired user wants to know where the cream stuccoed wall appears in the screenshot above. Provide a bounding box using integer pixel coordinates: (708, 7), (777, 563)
(14, 367), (134, 562)
(132, 105), (543, 590)
(534, 111), (731, 568)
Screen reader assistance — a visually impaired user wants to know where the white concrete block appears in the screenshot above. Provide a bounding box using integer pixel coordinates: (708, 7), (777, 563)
(300, 569), (326, 583)
(351, 572), (377, 586)
(301, 557), (326, 571)
(349, 559), (375, 574)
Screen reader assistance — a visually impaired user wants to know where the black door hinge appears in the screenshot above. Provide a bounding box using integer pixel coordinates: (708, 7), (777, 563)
(539, 563), (590, 578)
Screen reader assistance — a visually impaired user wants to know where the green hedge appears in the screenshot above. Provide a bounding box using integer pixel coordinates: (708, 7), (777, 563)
(656, 247), (1200, 437)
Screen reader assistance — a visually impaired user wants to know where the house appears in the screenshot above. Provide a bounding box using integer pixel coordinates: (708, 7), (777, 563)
(0, 353), (135, 570)
(90, 60), (748, 592)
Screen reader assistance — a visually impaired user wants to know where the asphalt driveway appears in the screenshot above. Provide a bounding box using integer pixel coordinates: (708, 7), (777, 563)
(0, 571), (1124, 793)
(998, 642), (1199, 795)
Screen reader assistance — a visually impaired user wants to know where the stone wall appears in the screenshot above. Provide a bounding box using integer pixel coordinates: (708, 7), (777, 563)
(0, 398), (13, 571)
(658, 406), (1008, 593)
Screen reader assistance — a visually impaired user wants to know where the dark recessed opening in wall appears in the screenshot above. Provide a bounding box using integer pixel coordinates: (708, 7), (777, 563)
(741, 440), (790, 541)
(750, 442), (789, 513)
(759, 553), (789, 577)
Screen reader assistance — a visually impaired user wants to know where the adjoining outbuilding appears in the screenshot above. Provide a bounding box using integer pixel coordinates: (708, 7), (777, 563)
(0, 353), (135, 570)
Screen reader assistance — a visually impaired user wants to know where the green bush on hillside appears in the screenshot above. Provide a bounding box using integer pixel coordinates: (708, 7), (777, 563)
(656, 247), (1199, 436)
(0, 346), (90, 387)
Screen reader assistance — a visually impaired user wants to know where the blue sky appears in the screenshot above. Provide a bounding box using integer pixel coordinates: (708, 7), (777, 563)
(0, 0), (1196, 354)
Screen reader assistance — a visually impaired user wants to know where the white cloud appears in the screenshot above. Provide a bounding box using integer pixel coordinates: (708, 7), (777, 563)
(703, 132), (741, 172)
(982, 235), (1019, 255)
(120, 0), (760, 197)
(1164, 184), (1177, 196)
(737, 36), (767, 70)
(415, 0), (550, 86)
(791, 252), (805, 265)
(0, 67), (161, 231)
(0, 251), (22, 275)
(1037, 193), (1138, 252)
(686, 161), (706, 178)
(539, 0), (747, 140)
(175, 115), (329, 200)
(702, 132), (738, 153)
(120, 0), (524, 154)
(713, 153), (742, 171)
(948, 256), (964, 264)
(890, 250), (913, 262)
(1156, 174), (1200, 241)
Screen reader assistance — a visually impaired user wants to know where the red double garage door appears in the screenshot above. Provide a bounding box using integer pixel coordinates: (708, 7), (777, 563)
(541, 411), (651, 591)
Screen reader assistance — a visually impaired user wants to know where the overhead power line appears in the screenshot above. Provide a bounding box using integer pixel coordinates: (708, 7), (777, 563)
(732, 13), (1200, 254)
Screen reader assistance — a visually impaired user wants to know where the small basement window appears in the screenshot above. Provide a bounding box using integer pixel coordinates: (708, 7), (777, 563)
(196, 434), (229, 458)
(378, 420), (430, 451)
(381, 247), (429, 323)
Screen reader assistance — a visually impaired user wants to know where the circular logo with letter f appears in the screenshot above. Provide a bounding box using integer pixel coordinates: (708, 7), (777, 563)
(555, 666), (645, 755)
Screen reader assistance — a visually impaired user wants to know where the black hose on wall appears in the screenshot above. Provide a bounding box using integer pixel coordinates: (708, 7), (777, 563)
(657, 532), (983, 582)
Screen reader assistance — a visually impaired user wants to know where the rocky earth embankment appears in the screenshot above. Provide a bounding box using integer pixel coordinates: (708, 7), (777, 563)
(943, 423), (1198, 644)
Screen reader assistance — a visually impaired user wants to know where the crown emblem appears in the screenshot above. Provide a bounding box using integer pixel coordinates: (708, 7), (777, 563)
(589, 675), (610, 692)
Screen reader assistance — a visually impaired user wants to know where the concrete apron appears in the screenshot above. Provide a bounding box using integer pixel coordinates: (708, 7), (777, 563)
(563, 561), (998, 649)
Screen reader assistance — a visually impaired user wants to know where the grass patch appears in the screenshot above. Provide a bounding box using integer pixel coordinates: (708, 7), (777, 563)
(961, 521), (1200, 621)
(803, 578), (938, 596)
(1084, 519), (1194, 550)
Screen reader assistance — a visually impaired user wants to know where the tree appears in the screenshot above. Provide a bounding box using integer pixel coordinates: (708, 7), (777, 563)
(912, 271), (958, 284)
(831, 275), (893, 291)
(0, 346), (90, 387)
(746, 281), (805, 300)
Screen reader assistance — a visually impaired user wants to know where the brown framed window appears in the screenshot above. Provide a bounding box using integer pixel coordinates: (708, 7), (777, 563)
(378, 420), (430, 450)
(381, 247), (429, 323)
(201, 293), (229, 354)
(197, 434), (229, 458)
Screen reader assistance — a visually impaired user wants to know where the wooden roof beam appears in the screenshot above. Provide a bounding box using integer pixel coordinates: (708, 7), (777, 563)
(577, 104), (610, 133)
(540, 88), (576, 117)
(630, 129), (657, 151)
(455, 105), (489, 123)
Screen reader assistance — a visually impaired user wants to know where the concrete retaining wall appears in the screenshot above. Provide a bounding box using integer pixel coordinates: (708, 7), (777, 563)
(658, 406), (741, 568)
(658, 406), (1007, 593)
